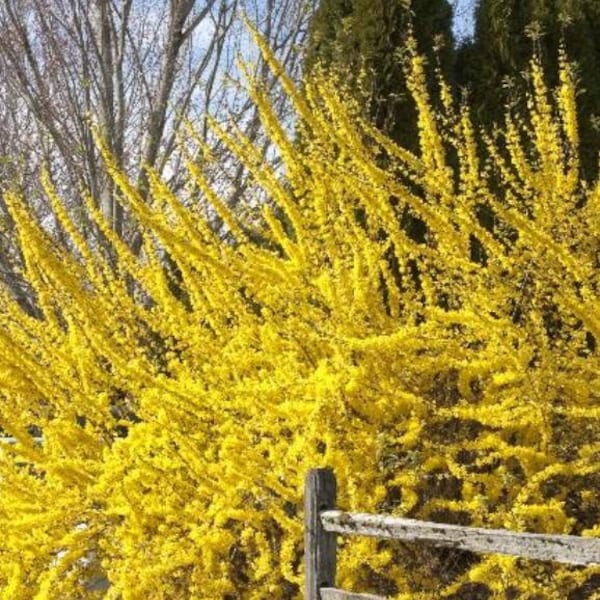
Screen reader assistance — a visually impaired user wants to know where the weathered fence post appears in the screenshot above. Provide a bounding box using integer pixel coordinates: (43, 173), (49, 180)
(305, 468), (337, 600)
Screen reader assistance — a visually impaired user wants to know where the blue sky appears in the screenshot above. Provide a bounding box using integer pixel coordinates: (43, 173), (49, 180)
(452, 0), (476, 41)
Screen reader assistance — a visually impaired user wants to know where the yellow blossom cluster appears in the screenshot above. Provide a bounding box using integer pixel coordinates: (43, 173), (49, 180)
(1, 33), (600, 599)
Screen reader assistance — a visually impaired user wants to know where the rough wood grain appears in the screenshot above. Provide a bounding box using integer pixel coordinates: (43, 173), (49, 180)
(305, 469), (337, 600)
(320, 587), (385, 600)
(320, 510), (600, 566)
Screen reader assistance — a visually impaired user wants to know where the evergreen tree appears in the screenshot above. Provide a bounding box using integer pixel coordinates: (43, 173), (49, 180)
(457, 0), (600, 179)
(305, 0), (455, 154)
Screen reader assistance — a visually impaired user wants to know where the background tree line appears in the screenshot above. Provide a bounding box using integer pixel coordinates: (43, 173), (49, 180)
(306, 0), (600, 179)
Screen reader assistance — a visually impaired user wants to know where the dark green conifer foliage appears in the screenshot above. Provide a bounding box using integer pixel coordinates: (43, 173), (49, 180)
(304, 0), (455, 154)
(457, 0), (600, 179)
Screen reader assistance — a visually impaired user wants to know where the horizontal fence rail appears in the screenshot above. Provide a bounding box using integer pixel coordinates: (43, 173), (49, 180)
(305, 468), (600, 600)
(320, 510), (600, 566)
(320, 589), (385, 600)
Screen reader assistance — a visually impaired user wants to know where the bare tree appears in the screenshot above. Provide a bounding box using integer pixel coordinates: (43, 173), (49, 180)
(0, 0), (317, 310)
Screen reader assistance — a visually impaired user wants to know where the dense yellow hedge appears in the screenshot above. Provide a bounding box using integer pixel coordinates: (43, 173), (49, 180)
(1, 36), (600, 598)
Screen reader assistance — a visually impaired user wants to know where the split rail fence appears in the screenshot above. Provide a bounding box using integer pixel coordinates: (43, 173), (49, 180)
(304, 468), (600, 600)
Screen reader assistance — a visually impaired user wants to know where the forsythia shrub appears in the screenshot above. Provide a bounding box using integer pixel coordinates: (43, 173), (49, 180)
(1, 33), (600, 599)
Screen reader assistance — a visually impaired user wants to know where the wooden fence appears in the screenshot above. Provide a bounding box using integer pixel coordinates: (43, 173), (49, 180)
(304, 468), (600, 600)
